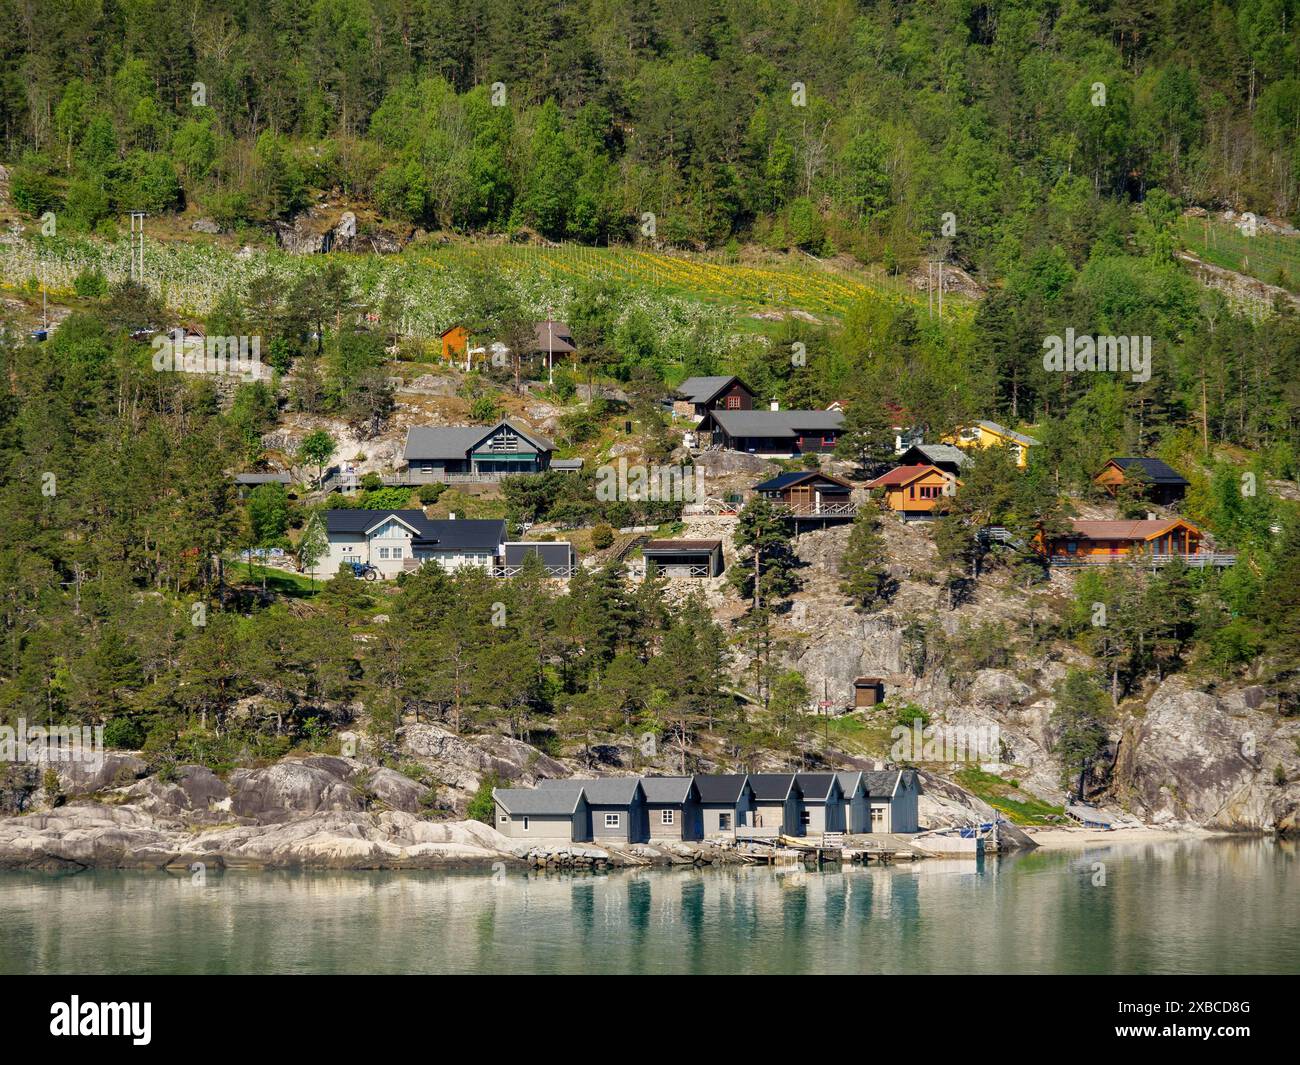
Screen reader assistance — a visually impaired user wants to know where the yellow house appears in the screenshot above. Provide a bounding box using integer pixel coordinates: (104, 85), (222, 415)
(944, 420), (1041, 468)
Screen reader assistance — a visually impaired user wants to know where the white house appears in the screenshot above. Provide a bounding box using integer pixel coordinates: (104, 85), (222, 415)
(321, 510), (507, 579)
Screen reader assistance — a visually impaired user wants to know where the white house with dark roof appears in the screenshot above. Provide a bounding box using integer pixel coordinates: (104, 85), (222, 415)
(320, 510), (507, 578)
(402, 418), (555, 482)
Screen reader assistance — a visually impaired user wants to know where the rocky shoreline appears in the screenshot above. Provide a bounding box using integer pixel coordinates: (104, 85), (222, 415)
(0, 752), (759, 872)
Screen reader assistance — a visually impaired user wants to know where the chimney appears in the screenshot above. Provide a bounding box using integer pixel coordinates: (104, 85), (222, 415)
(1146, 512), (1157, 521)
(449, 512), (456, 520)
(770, 399), (780, 411)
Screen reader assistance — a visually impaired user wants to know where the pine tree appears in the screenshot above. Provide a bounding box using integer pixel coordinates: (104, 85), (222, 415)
(839, 508), (890, 610)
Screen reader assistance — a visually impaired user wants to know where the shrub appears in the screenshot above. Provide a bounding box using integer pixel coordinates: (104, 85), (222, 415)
(42, 767), (64, 806)
(466, 773), (500, 825)
(103, 716), (145, 750)
(418, 483), (448, 505)
(590, 523), (615, 550)
(73, 267), (108, 298)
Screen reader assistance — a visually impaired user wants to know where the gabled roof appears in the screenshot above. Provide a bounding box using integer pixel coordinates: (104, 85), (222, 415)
(675, 375), (752, 404)
(977, 420), (1040, 447)
(863, 770), (903, 799)
(835, 771), (865, 798)
(539, 777), (642, 805)
(1065, 518), (1201, 542)
(748, 773), (798, 802)
(898, 443), (971, 469)
(708, 409), (844, 438)
(323, 510), (506, 553)
(794, 772), (841, 801)
(493, 784), (585, 815)
(640, 776), (697, 804)
(404, 419), (554, 461)
(753, 470), (854, 492)
(533, 321), (575, 354)
(866, 464), (956, 489)
(1100, 457), (1189, 486)
(693, 774), (750, 804)
(438, 322), (466, 337)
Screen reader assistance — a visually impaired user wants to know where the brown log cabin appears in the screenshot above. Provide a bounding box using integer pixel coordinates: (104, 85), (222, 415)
(866, 464), (959, 517)
(753, 470), (856, 522)
(1042, 518), (1233, 566)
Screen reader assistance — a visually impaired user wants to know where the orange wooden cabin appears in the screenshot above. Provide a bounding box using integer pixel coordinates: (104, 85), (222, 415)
(866, 463), (959, 516)
(439, 323), (469, 361)
(1044, 518), (1204, 561)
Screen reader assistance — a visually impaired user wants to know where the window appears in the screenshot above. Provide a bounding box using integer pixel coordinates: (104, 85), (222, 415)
(718, 813), (732, 830)
(392, 548), (403, 560)
(661, 809), (675, 825)
(871, 807), (885, 826)
(499, 814), (509, 824)
(489, 432), (520, 453)
(725, 395), (741, 409)
(378, 548), (390, 559)
(523, 817), (530, 831)
(800, 810), (811, 826)
(604, 813), (621, 829)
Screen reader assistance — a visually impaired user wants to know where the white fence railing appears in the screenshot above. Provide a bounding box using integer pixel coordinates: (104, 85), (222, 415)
(1049, 552), (1236, 568)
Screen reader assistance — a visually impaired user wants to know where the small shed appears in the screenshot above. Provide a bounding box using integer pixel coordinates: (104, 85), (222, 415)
(852, 677), (884, 708)
(642, 539), (725, 578)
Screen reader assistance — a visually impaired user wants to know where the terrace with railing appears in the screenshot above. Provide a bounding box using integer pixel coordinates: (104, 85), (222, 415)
(1048, 551), (1237, 568)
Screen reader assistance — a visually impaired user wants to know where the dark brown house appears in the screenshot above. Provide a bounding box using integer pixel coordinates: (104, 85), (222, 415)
(1094, 457), (1190, 506)
(672, 375), (756, 419)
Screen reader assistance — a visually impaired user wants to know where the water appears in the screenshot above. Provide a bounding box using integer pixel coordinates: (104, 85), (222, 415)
(1, 839), (1296, 974)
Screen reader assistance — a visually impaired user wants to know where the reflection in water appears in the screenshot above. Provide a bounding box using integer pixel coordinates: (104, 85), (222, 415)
(0, 839), (1295, 974)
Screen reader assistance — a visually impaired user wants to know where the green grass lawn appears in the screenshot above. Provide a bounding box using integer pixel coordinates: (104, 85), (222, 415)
(235, 561), (321, 597)
(954, 766), (1065, 826)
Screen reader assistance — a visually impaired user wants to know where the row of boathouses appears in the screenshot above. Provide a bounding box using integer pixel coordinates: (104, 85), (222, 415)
(492, 771), (920, 844)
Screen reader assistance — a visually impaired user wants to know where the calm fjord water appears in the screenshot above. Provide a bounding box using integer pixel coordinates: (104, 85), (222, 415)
(2, 839), (1296, 974)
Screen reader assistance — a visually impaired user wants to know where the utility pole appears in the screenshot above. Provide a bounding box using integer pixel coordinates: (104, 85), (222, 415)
(129, 212), (146, 282)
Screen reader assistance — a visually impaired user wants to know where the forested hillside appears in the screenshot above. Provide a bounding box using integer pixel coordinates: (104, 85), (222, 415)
(1, 1), (1299, 822)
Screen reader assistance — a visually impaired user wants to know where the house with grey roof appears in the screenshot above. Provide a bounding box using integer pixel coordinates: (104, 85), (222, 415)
(672, 375), (756, 420)
(402, 419), (554, 482)
(641, 777), (702, 841)
(794, 773), (846, 834)
(896, 443), (971, 477)
(698, 408), (844, 457)
(693, 774), (755, 837)
(864, 769), (921, 833)
(748, 773), (801, 834)
(836, 771), (869, 833)
(540, 777), (646, 843)
(493, 783), (590, 842)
